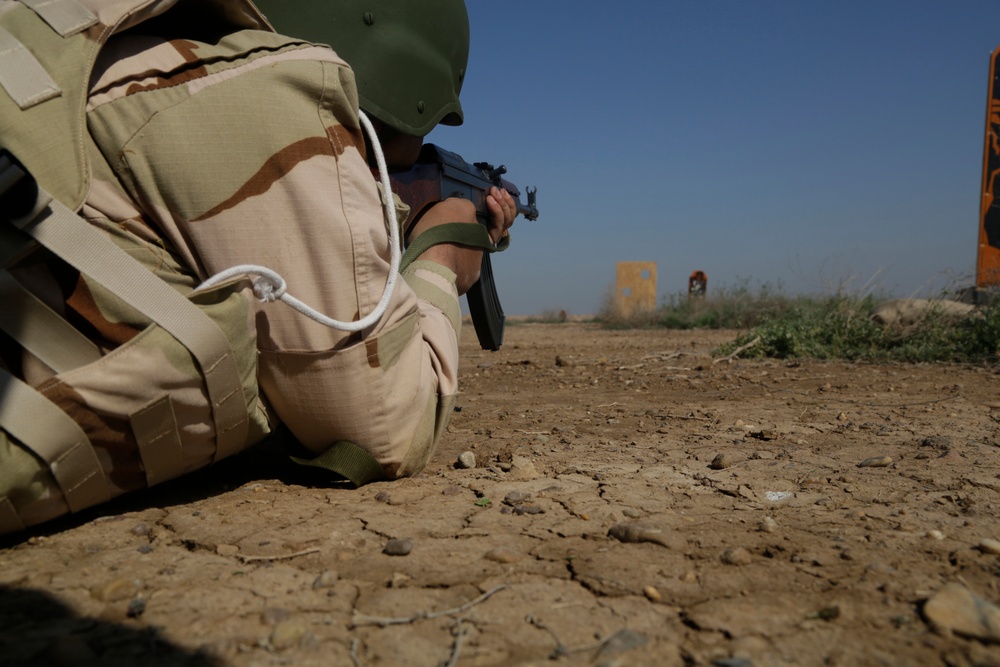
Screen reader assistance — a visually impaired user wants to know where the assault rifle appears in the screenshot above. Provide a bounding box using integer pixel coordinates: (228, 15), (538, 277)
(389, 143), (539, 351)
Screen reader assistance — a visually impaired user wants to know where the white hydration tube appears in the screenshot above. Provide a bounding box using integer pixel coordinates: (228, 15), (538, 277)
(197, 110), (401, 332)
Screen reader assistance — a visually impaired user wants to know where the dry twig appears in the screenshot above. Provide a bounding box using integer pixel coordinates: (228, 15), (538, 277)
(658, 413), (713, 422)
(236, 547), (320, 563)
(349, 638), (362, 667)
(350, 584), (508, 628)
(713, 336), (760, 364)
(443, 617), (470, 667)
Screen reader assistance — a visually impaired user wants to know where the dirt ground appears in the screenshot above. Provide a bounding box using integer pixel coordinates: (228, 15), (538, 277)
(4, 322), (1000, 666)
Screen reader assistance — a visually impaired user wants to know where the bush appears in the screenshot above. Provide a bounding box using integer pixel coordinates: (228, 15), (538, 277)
(715, 296), (1000, 363)
(595, 278), (1000, 362)
(598, 278), (799, 330)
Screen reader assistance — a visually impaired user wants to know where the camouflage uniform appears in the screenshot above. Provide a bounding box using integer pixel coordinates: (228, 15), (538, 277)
(0, 0), (459, 533)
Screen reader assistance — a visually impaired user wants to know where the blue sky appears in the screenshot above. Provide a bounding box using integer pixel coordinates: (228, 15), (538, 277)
(425, 1), (1000, 316)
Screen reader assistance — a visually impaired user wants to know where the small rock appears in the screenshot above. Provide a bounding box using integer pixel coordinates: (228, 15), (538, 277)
(374, 491), (391, 503)
(503, 491), (530, 506)
(643, 585), (661, 602)
(389, 572), (411, 588)
(923, 583), (1000, 642)
(608, 523), (685, 550)
(513, 504), (544, 515)
(270, 619), (309, 650)
(721, 547), (753, 566)
(597, 629), (647, 657)
(837, 411), (848, 421)
(216, 544), (240, 557)
(90, 577), (139, 603)
(130, 523), (150, 537)
(710, 453), (733, 470)
(810, 606), (840, 621)
(383, 538), (413, 556)
(622, 507), (644, 519)
(312, 570), (339, 589)
(456, 452), (476, 469)
(858, 456), (893, 468)
(485, 547), (522, 563)
(509, 455), (540, 480)
(864, 561), (897, 575)
(126, 597), (146, 619)
(926, 530), (945, 541)
(920, 436), (953, 450)
(441, 485), (463, 496)
(978, 538), (1000, 555)
(758, 516), (778, 533)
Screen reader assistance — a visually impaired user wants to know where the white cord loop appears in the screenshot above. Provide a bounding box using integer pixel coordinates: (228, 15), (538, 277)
(196, 111), (401, 332)
(252, 273), (286, 302)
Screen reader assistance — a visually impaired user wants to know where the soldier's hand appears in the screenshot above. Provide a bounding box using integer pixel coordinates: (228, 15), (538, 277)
(485, 186), (517, 244)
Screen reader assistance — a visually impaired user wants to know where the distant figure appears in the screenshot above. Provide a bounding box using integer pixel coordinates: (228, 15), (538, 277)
(689, 271), (708, 299)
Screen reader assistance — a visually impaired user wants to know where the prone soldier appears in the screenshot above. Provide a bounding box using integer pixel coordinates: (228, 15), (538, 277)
(0, 0), (522, 534)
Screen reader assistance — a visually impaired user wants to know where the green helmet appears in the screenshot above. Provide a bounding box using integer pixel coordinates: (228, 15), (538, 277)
(253, 0), (469, 137)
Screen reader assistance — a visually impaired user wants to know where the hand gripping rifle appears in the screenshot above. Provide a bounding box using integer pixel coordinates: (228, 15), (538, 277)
(389, 143), (539, 351)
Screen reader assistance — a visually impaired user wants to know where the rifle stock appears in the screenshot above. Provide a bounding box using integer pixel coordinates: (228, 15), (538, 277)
(389, 143), (538, 350)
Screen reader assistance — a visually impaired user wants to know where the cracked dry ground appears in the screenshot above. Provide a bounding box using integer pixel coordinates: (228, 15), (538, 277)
(5, 322), (1000, 666)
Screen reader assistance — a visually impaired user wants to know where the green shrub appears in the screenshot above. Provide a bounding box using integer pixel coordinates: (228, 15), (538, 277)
(715, 297), (1000, 363)
(595, 278), (1000, 362)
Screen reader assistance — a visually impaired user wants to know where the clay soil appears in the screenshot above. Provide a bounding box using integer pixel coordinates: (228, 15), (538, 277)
(4, 322), (1000, 666)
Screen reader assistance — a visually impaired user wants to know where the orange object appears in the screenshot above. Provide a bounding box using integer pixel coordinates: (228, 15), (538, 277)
(688, 270), (707, 297)
(977, 44), (1000, 286)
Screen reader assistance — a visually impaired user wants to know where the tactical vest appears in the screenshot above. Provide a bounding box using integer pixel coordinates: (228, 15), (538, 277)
(0, 0), (274, 535)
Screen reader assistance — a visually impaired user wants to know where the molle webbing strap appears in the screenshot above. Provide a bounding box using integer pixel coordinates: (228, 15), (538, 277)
(0, 269), (102, 373)
(0, 159), (250, 461)
(0, 367), (110, 512)
(399, 221), (506, 274)
(0, 0), (101, 210)
(14, 200), (251, 460)
(20, 0), (97, 37)
(129, 394), (185, 486)
(0, 24), (60, 109)
(291, 440), (385, 487)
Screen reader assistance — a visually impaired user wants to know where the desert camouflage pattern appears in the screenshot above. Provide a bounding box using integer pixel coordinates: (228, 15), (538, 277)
(0, 0), (461, 534)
